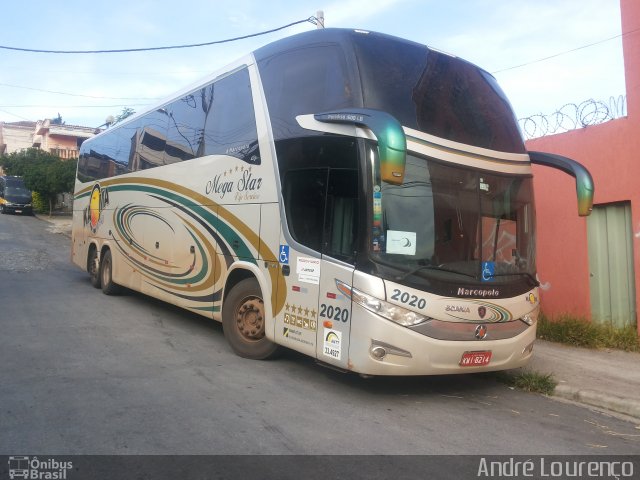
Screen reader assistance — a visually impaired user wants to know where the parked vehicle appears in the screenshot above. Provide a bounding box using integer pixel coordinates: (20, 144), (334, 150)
(72, 29), (593, 376)
(0, 176), (33, 215)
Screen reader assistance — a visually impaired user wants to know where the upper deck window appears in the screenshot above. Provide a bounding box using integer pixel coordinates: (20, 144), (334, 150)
(258, 43), (355, 141)
(352, 34), (525, 153)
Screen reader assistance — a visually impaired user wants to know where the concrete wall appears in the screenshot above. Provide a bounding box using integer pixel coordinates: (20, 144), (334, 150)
(0, 122), (36, 154)
(525, 0), (639, 333)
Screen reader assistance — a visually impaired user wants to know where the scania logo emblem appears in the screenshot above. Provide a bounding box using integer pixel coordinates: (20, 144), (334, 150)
(478, 306), (487, 319)
(475, 324), (488, 340)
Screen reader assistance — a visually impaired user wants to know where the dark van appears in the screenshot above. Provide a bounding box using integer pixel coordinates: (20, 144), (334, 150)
(0, 176), (33, 215)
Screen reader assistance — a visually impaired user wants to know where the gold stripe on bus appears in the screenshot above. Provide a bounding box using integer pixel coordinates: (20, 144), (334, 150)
(85, 176), (286, 315)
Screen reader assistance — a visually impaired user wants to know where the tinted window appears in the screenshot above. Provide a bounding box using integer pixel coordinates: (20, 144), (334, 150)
(352, 34), (525, 153)
(78, 131), (127, 182)
(204, 68), (260, 164)
(165, 91), (207, 162)
(258, 44), (355, 141)
(283, 168), (326, 252)
(278, 136), (359, 263)
(129, 110), (169, 170)
(77, 67), (258, 182)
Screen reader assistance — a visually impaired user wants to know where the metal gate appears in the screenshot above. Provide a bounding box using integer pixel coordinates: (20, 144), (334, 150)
(587, 201), (637, 327)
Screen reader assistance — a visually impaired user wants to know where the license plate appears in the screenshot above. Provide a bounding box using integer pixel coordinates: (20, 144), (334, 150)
(15, 209), (22, 214)
(460, 350), (492, 367)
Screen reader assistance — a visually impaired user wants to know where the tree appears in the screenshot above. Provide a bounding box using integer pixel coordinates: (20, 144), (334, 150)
(0, 148), (75, 216)
(112, 107), (135, 126)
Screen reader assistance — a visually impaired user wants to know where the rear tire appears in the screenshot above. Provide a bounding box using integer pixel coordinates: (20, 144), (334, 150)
(88, 247), (101, 289)
(222, 278), (280, 360)
(100, 249), (122, 295)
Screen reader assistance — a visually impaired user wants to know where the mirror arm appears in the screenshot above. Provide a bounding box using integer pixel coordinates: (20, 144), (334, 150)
(529, 151), (594, 216)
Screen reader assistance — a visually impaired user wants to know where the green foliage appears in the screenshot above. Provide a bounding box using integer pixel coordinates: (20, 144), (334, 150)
(537, 313), (640, 352)
(0, 148), (76, 215)
(31, 191), (47, 213)
(112, 107), (135, 126)
(495, 370), (557, 395)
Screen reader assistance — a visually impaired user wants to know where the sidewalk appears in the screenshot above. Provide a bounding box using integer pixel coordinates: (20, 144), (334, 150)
(36, 213), (72, 237)
(35, 214), (640, 420)
(524, 340), (640, 420)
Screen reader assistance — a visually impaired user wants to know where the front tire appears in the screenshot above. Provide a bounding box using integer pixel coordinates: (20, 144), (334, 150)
(222, 278), (279, 360)
(100, 249), (122, 295)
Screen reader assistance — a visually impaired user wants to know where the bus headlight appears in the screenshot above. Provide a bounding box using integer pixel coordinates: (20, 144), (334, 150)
(351, 287), (429, 327)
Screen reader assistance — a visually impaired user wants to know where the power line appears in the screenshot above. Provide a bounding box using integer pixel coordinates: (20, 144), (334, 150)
(0, 104), (151, 108)
(492, 26), (640, 74)
(0, 17), (317, 54)
(0, 107), (31, 121)
(0, 82), (158, 100)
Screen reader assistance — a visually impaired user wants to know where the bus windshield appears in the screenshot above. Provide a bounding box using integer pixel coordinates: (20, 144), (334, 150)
(4, 178), (31, 199)
(371, 152), (536, 287)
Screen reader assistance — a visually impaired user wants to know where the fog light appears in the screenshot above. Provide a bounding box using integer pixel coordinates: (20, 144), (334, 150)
(521, 313), (535, 325)
(371, 346), (387, 360)
(370, 340), (412, 359)
(522, 342), (534, 355)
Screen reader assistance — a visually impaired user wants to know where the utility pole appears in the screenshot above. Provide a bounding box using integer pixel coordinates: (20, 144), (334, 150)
(316, 10), (325, 28)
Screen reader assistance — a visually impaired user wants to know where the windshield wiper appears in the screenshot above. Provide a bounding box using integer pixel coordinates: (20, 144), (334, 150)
(397, 266), (539, 286)
(488, 272), (540, 286)
(396, 265), (476, 282)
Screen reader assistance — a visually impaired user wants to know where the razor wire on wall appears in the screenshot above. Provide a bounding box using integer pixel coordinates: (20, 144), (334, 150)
(519, 96), (627, 139)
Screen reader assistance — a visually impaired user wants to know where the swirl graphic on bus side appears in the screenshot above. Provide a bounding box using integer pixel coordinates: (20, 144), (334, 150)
(75, 177), (287, 316)
(83, 183), (110, 233)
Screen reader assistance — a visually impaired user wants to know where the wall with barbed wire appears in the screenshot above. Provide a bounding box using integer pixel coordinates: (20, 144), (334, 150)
(519, 95), (628, 139)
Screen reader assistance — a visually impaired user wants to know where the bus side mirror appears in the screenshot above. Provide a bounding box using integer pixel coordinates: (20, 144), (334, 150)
(314, 109), (406, 185)
(529, 151), (594, 216)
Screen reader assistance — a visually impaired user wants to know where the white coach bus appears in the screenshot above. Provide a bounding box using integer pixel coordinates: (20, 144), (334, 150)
(72, 28), (594, 375)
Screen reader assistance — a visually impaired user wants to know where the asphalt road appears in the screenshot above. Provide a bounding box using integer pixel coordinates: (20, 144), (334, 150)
(1, 212), (639, 459)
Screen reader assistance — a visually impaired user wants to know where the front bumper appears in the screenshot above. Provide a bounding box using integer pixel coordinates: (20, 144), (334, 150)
(347, 305), (536, 376)
(2, 203), (33, 214)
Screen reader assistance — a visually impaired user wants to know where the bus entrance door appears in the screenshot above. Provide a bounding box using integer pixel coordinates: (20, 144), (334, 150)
(274, 248), (321, 358)
(316, 261), (353, 370)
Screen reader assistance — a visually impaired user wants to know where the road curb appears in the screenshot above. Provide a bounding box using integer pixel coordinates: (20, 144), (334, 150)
(554, 384), (640, 419)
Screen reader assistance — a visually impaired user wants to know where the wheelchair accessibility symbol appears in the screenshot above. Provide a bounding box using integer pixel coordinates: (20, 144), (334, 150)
(481, 261), (495, 282)
(279, 245), (290, 264)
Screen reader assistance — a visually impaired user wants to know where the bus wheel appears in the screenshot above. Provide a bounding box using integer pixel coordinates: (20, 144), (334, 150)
(222, 278), (279, 360)
(100, 249), (122, 295)
(88, 247), (101, 289)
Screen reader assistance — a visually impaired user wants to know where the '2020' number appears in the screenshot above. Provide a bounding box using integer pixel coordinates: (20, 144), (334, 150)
(320, 304), (349, 323)
(390, 289), (426, 310)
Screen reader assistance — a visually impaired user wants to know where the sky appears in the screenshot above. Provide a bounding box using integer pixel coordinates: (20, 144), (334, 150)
(0, 0), (626, 133)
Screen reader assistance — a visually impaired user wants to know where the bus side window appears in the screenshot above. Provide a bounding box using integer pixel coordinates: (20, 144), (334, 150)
(282, 168), (327, 252)
(278, 136), (359, 262)
(205, 68), (259, 164)
(324, 169), (358, 262)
